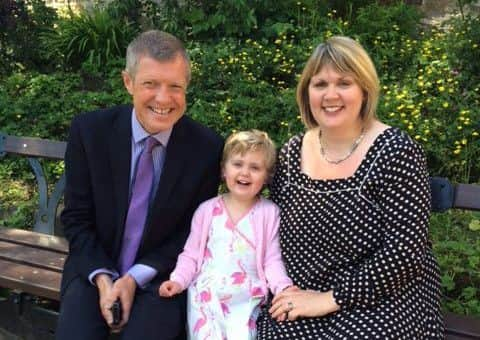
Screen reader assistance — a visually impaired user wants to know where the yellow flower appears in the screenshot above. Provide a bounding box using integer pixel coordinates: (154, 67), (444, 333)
(438, 86), (445, 92)
(473, 131), (479, 137)
(453, 149), (461, 155)
(442, 102), (449, 108)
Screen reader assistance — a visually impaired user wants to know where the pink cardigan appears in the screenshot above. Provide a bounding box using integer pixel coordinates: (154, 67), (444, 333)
(170, 195), (292, 296)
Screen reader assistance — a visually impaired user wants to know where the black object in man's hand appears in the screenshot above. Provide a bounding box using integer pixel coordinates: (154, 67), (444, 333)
(110, 299), (122, 326)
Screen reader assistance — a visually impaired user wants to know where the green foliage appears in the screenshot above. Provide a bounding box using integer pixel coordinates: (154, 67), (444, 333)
(0, 66), (129, 138)
(377, 25), (480, 183)
(431, 211), (480, 315)
(41, 7), (137, 71)
(0, 0), (57, 75)
(153, 0), (267, 39)
(446, 15), (480, 86)
(350, 2), (422, 76)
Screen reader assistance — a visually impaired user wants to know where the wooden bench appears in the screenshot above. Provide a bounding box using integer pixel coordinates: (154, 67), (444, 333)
(0, 132), (479, 339)
(0, 133), (66, 339)
(0, 228), (67, 339)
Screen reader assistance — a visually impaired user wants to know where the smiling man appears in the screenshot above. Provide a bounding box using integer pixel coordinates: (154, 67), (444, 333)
(56, 30), (223, 340)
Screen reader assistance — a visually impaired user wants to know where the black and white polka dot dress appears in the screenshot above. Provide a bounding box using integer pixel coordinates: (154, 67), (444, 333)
(257, 128), (444, 339)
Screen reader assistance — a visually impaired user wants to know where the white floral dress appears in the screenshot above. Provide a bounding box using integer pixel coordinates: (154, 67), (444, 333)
(186, 198), (264, 340)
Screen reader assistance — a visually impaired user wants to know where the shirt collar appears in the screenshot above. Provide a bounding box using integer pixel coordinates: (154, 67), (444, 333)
(131, 109), (172, 147)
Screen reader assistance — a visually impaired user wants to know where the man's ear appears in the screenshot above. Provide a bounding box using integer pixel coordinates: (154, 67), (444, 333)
(122, 70), (134, 95)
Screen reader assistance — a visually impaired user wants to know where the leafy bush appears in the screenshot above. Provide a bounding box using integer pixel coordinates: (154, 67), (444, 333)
(446, 15), (480, 86)
(377, 26), (480, 183)
(431, 211), (480, 315)
(0, 0), (57, 75)
(349, 2), (422, 76)
(41, 7), (137, 71)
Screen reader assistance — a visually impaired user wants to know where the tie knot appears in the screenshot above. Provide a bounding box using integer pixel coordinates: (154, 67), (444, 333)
(144, 136), (160, 153)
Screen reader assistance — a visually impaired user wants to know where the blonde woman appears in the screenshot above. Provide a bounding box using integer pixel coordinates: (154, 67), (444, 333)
(257, 36), (444, 339)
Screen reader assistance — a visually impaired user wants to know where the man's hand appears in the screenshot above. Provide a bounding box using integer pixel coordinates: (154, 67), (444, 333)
(159, 280), (183, 297)
(111, 274), (137, 328)
(95, 274), (118, 328)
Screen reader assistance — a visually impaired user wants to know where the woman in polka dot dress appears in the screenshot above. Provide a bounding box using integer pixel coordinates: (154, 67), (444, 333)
(256, 36), (444, 339)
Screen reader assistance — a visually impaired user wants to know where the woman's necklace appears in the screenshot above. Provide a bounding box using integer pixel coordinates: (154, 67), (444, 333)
(318, 128), (365, 165)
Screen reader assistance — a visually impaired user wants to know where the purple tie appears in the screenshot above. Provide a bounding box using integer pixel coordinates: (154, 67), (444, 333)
(118, 136), (159, 274)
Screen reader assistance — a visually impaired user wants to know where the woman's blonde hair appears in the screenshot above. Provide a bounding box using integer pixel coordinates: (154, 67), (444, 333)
(296, 35), (380, 129)
(222, 129), (276, 181)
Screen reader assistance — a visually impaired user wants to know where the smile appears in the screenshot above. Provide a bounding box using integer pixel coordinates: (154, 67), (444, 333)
(323, 106), (343, 113)
(237, 180), (251, 186)
(150, 106), (173, 116)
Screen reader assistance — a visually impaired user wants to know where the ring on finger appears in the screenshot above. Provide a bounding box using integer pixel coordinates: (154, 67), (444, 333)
(287, 301), (294, 312)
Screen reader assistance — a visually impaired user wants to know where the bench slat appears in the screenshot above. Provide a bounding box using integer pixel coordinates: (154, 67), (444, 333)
(446, 335), (477, 340)
(0, 259), (61, 300)
(0, 241), (65, 272)
(0, 227), (68, 253)
(445, 312), (480, 339)
(1, 134), (66, 160)
(454, 184), (480, 211)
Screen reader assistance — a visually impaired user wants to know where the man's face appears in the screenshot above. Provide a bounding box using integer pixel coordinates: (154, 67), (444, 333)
(122, 55), (188, 134)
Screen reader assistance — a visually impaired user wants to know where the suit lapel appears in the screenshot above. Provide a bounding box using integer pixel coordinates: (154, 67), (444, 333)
(144, 116), (189, 236)
(108, 106), (132, 251)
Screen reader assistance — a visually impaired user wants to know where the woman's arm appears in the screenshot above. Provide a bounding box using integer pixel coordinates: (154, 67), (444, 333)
(333, 139), (431, 309)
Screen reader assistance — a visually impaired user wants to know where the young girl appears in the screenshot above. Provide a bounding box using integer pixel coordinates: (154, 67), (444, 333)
(159, 130), (292, 339)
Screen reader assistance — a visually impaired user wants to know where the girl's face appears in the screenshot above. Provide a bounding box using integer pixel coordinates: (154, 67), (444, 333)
(308, 64), (364, 131)
(223, 150), (268, 203)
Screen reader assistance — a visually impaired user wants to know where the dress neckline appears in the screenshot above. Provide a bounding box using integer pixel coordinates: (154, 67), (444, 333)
(291, 127), (398, 186)
(220, 195), (259, 226)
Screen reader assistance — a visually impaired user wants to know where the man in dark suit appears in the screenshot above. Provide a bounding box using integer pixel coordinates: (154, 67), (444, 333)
(56, 30), (223, 340)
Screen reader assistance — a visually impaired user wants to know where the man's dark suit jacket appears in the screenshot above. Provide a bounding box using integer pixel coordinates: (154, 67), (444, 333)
(60, 104), (223, 295)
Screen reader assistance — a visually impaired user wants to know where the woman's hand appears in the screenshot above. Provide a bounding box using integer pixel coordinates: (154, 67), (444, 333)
(269, 289), (340, 322)
(159, 280), (182, 297)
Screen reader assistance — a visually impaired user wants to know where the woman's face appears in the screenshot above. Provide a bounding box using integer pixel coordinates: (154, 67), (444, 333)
(308, 65), (364, 131)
